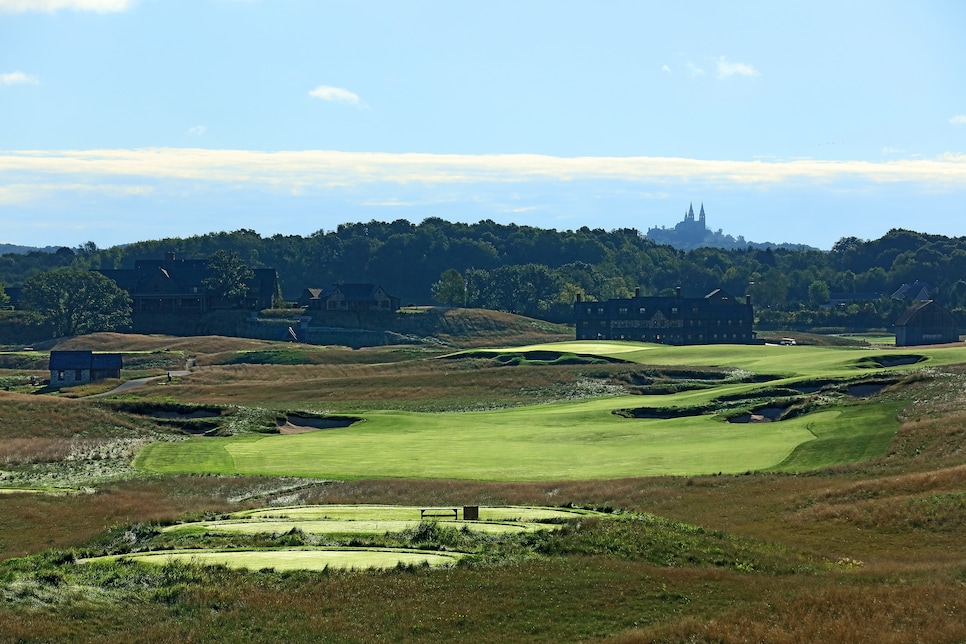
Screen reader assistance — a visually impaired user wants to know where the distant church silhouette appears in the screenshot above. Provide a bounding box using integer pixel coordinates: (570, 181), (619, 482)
(674, 202), (707, 241)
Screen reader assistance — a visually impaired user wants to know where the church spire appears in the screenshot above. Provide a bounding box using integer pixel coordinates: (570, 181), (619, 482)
(687, 202), (695, 221)
(699, 203), (706, 227)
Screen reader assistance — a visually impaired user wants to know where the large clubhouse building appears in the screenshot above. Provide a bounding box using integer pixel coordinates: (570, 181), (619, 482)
(574, 287), (756, 345)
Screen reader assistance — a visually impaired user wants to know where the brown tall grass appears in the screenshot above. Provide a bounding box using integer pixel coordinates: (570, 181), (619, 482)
(0, 392), (145, 438)
(615, 580), (966, 643)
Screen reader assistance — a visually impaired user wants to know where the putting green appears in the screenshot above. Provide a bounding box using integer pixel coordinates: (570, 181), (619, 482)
(166, 519), (548, 536)
(233, 504), (603, 521)
(84, 548), (463, 571)
(164, 505), (602, 536)
(135, 342), (958, 480)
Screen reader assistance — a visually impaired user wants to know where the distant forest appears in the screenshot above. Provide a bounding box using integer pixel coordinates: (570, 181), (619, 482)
(2, 219), (964, 329)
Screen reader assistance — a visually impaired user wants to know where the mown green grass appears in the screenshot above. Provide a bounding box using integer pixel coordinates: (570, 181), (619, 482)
(135, 341), (927, 480)
(233, 504), (600, 522)
(85, 547), (464, 571)
(135, 342), (932, 481)
(162, 504), (603, 538)
(136, 400), (824, 479)
(168, 519), (544, 536)
(770, 401), (906, 471)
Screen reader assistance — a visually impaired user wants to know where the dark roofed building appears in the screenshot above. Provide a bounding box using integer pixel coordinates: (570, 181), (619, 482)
(49, 350), (122, 387)
(894, 300), (959, 346)
(891, 280), (933, 302)
(299, 284), (400, 313)
(575, 287), (755, 345)
(98, 252), (279, 313)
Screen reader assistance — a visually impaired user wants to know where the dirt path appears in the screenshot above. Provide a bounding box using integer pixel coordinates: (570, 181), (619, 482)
(88, 358), (194, 398)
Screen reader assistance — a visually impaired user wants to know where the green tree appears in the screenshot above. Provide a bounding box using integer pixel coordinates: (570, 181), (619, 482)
(431, 269), (466, 307)
(808, 280), (831, 307)
(0, 282), (9, 308)
(203, 250), (254, 300)
(22, 269), (131, 337)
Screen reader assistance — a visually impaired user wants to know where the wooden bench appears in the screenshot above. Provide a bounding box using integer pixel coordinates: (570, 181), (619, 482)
(420, 507), (458, 520)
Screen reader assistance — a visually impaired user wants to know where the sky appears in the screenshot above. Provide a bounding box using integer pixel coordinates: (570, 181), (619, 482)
(2, 0), (966, 250)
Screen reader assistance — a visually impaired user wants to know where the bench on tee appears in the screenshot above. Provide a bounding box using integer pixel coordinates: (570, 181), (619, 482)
(419, 507), (458, 520)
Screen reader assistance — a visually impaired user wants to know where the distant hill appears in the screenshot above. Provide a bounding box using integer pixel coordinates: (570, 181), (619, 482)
(0, 243), (59, 255)
(646, 203), (817, 252)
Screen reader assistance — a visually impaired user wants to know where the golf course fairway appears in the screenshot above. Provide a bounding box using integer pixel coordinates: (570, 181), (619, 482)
(133, 341), (949, 480)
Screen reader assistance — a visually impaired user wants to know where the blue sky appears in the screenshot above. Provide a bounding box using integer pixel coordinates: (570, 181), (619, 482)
(2, 0), (966, 249)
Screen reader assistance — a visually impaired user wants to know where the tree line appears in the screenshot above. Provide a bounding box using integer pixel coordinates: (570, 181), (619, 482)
(2, 220), (965, 333)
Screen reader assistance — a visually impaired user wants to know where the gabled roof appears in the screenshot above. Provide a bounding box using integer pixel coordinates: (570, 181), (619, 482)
(704, 288), (737, 302)
(891, 280), (932, 301)
(91, 353), (123, 370)
(894, 300), (957, 327)
(319, 283), (385, 301)
(49, 350), (94, 370)
(49, 350), (123, 370)
(300, 287), (324, 300)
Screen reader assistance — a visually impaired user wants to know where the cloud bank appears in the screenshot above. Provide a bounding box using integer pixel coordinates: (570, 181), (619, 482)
(2, 149), (965, 196)
(0, 0), (130, 11)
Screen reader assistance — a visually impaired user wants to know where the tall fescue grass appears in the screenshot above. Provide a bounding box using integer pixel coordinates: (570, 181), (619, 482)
(123, 360), (628, 410)
(616, 580), (966, 643)
(0, 392), (148, 438)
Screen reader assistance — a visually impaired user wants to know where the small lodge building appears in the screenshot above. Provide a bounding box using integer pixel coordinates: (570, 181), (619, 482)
(48, 351), (122, 387)
(894, 300), (960, 346)
(891, 280), (933, 302)
(98, 253), (279, 313)
(298, 284), (400, 313)
(575, 287), (756, 345)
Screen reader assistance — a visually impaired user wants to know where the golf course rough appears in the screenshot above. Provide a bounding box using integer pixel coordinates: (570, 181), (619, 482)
(134, 341), (957, 480)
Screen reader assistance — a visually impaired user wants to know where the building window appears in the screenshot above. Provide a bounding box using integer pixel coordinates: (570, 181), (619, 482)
(618, 307), (628, 315)
(671, 307), (678, 314)
(57, 370), (65, 381)
(639, 307), (646, 314)
(597, 307), (604, 315)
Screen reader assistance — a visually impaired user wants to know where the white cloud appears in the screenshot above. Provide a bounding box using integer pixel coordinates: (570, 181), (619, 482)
(716, 56), (759, 79)
(309, 85), (362, 105)
(661, 65), (672, 74)
(187, 125), (207, 136)
(0, 0), (131, 11)
(0, 181), (152, 205)
(3, 149), (966, 193)
(950, 115), (966, 125)
(1, 71), (40, 86)
(686, 62), (704, 77)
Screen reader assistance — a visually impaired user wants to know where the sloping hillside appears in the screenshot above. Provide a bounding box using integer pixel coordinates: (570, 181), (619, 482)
(49, 308), (573, 352)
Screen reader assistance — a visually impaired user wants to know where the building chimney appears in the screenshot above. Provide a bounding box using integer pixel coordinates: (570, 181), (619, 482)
(745, 294), (752, 306)
(676, 286), (682, 298)
(576, 293), (582, 303)
(634, 287), (640, 298)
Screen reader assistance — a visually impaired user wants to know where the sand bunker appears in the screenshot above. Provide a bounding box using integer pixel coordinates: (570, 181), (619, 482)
(149, 409), (220, 419)
(277, 415), (359, 434)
